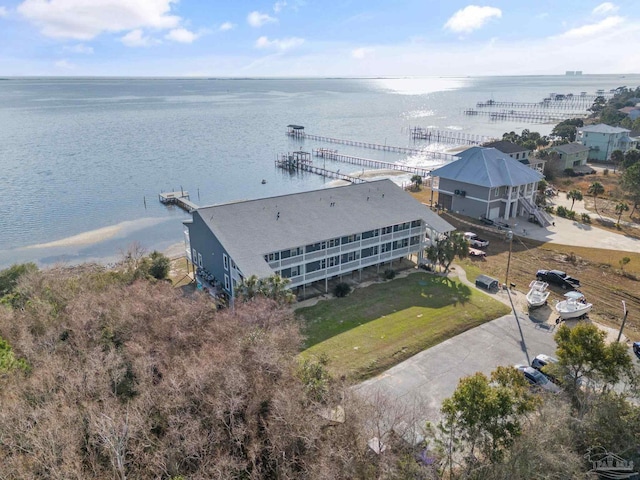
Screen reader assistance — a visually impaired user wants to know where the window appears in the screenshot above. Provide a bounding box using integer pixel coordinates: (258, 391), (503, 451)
(192, 248), (197, 263)
(411, 220), (421, 228)
(224, 274), (230, 291)
(266, 252), (280, 262)
(381, 242), (392, 253)
(392, 238), (409, 250)
(328, 238), (340, 248)
(305, 242), (325, 253)
(410, 236), (420, 245)
(494, 187), (500, 198)
(381, 226), (392, 235)
(328, 255), (340, 267)
(361, 245), (379, 258)
(223, 254), (229, 270)
(362, 229), (379, 239)
(197, 252), (202, 267)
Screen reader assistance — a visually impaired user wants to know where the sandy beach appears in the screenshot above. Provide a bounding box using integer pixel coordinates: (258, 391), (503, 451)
(24, 217), (171, 249)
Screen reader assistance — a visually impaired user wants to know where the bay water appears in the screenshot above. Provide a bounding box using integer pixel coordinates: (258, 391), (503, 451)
(1, 74), (637, 268)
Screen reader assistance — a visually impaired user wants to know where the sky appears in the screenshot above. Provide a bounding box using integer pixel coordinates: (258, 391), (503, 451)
(0, 0), (639, 77)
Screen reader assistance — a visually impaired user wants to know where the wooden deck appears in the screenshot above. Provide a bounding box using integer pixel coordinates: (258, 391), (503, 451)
(159, 191), (199, 212)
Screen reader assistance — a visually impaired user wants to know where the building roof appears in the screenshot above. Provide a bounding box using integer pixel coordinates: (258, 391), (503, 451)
(194, 179), (454, 278)
(579, 124), (630, 134)
(430, 147), (544, 188)
(483, 140), (530, 154)
(618, 107), (640, 114)
(551, 143), (590, 154)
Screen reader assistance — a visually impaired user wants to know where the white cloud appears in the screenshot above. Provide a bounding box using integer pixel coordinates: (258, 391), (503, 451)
(255, 36), (304, 51)
(219, 21), (235, 32)
(17, 0), (181, 40)
(120, 29), (159, 47)
(0, 6), (7, 17)
(273, 1), (287, 13)
(247, 11), (276, 28)
(592, 2), (618, 16)
(351, 47), (374, 59)
(54, 59), (74, 69)
(63, 44), (94, 54)
(556, 16), (624, 39)
(165, 28), (198, 43)
(444, 5), (502, 34)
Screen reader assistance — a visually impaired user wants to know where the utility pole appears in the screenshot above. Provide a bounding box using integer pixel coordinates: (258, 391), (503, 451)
(505, 230), (513, 288)
(617, 301), (629, 342)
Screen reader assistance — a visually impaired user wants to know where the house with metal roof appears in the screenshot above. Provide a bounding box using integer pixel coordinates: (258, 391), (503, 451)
(183, 179), (454, 301)
(550, 143), (590, 170)
(576, 124), (637, 161)
(481, 140), (545, 173)
(430, 147), (549, 226)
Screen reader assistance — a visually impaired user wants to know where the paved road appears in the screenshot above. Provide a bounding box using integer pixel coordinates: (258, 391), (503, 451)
(355, 311), (558, 436)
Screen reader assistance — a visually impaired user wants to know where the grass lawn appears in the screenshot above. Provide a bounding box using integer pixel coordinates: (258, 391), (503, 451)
(297, 272), (510, 380)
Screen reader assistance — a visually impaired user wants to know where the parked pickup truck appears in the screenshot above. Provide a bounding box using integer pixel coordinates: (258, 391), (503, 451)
(536, 269), (580, 290)
(464, 232), (490, 248)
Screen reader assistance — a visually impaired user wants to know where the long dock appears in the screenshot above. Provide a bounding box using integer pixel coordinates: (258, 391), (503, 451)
(287, 130), (423, 155)
(313, 148), (445, 176)
(159, 191), (199, 212)
(276, 153), (367, 184)
(463, 109), (586, 123)
(409, 127), (493, 146)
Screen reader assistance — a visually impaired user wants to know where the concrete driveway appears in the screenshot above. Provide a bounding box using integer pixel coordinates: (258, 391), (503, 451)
(355, 310), (558, 434)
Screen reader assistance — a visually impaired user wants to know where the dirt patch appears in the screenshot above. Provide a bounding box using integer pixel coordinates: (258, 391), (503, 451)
(446, 216), (640, 340)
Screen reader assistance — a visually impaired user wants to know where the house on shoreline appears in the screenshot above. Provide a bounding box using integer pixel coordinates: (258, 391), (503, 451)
(430, 147), (550, 226)
(576, 124), (637, 161)
(183, 180), (454, 301)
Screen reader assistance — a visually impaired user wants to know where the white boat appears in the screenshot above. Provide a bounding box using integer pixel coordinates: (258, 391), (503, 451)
(555, 291), (592, 320)
(526, 280), (549, 308)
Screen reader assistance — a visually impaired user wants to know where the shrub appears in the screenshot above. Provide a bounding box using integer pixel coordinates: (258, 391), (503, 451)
(565, 252), (577, 265)
(148, 251), (171, 280)
(556, 206), (568, 218)
(603, 168), (609, 176)
(384, 269), (396, 280)
(333, 282), (351, 297)
(581, 213), (591, 224)
(545, 205), (556, 214)
(566, 210), (577, 220)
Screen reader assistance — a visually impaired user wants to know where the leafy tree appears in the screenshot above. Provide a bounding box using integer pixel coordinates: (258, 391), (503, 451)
(566, 189), (583, 212)
(615, 202), (629, 225)
(0, 263), (38, 297)
(621, 163), (640, 216)
(622, 149), (640, 169)
(148, 251), (171, 280)
(551, 118), (583, 143)
(589, 95), (607, 113)
(587, 181), (605, 214)
(410, 174), (423, 191)
(610, 149), (625, 172)
(619, 256), (631, 272)
(438, 367), (539, 475)
(554, 323), (634, 413)
(333, 282), (351, 297)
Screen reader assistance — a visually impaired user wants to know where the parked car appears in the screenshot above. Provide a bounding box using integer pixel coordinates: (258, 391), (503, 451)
(464, 232), (489, 248)
(515, 365), (561, 393)
(531, 354), (560, 382)
(479, 216), (495, 226)
(536, 269), (580, 290)
(633, 342), (640, 360)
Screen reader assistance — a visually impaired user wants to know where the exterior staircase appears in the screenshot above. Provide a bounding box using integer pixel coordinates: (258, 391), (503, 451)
(519, 197), (553, 227)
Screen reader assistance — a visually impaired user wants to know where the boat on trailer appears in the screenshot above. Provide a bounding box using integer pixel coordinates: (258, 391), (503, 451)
(526, 280), (549, 308)
(555, 291), (592, 320)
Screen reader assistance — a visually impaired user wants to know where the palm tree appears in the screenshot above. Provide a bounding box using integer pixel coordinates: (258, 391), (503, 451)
(566, 189), (583, 212)
(439, 232), (469, 272)
(615, 202), (629, 226)
(587, 181), (605, 214)
(410, 174), (423, 191)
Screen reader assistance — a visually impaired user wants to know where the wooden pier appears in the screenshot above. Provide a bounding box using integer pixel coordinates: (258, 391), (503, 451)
(463, 109), (586, 123)
(275, 152), (367, 184)
(313, 148), (445, 176)
(159, 191), (199, 212)
(409, 127), (493, 146)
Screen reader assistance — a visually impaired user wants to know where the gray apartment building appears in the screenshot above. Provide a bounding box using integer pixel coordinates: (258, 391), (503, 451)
(183, 179), (454, 301)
